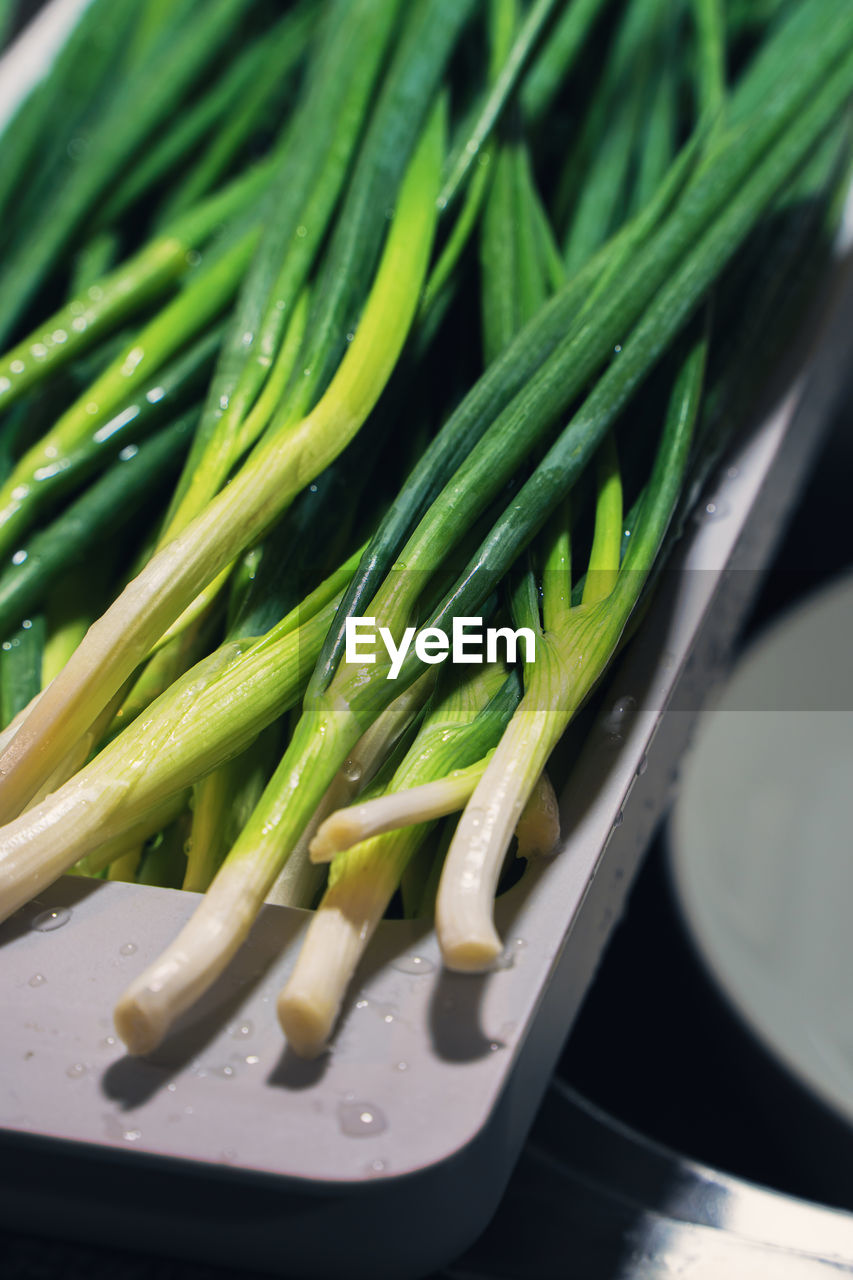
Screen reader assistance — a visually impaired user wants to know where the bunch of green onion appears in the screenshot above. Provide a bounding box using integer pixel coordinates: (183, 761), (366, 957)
(0, 0), (849, 1058)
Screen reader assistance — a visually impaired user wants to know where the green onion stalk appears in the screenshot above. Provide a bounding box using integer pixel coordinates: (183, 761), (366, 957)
(156, 0), (409, 548)
(0, 160), (269, 417)
(99, 0), (471, 718)
(103, 3), (853, 1055)
(262, 667), (438, 913)
(0, 562), (356, 921)
(275, 663), (519, 1058)
(0, 0), (256, 347)
(308, 754), (496, 863)
(0, 96), (444, 821)
(0, 410), (197, 636)
(115, 663), (437, 1054)
(106, 6), (316, 230)
(0, 227), (260, 562)
(182, 725), (281, 896)
(436, 332), (705, 969)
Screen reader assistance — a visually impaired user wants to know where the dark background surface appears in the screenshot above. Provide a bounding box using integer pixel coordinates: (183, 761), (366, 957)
(559, 396), (853, 1206)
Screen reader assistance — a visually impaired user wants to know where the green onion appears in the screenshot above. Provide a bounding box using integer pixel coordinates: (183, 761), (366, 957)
(105, 0), (853, 1039)
(0, 161), (268, 414)
(0, 328), (220, 559)
(0, 410), (196, 635)
(0, 0), (254, 346)
(0, 0), (848, 1064)
(0, 578), (349, 922)
(0, 96), (444, 823)
(436, 331), (705, 969)
(277, 663), (518, 1057)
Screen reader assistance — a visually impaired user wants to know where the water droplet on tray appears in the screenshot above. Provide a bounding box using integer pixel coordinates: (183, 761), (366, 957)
(65, 1062), (86, 1079)
(28, 973), (46, 988)
(392, 954), (435, 975)
(338, 1101), (387, 1137)
(699, 498), (730, 522)
(601, 695), (637, 742)
(119, 942), (137, 956)
(228, 1019), (254, 1039)
(31, 907), (71, 932)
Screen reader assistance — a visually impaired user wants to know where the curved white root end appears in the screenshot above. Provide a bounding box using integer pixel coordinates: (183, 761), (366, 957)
(277, 909), (362, 1058)
(278, 884), (387, 1057)
(437, 925), (503, 974)
(308, 811), (360, 863)
(435, 848), (507, 974)
(435, 793), (514, 974)
(114, 867), (260, 1055)
(436, 708), (554, 973)
(114, 940), (234, 1057)
(310, 766), (485, 864)
(277, 988), (338, 1060)
(114, 986), (171, 1058)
